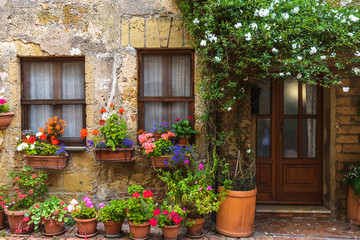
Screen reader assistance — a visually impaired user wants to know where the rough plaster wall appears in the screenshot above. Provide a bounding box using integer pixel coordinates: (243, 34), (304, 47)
(0, 0), (192, 205)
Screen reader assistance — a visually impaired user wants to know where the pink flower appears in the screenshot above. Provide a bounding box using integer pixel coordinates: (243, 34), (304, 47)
(60, 201), (65, 205)
(187, 116), (194, 120)
(63, 207), (68, 211)
(207, 186), (212, 191)
(175, 117), (180, 122)
(23, 217), (29, 222)
(198, 163), (204, 170)
(33, 204), (39, 208)
(163, 210), (169, 215)
(32, 174), (37, 179)
(149, 218), (158, 227)
(182, 207), (186, 211)
(198, 187), (202, 191)
(14, 177), (19, 181)
(153, 209), (160, 216)
(99, 203), (105, 208)
(28, 189), (33, 195)
(0, 99), (6, 105)
(184, 160), (189, 165)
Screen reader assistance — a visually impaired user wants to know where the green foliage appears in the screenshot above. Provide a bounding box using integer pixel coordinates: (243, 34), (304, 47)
(99, 200), (127, 222)
(152, 138), (174, 157)
(68, 197), (97, 220)
(344, 166), (360, 195)
(172, 119), (199, 138)
(99, 113), (128, 150)
(126, 185), (156, 224)
(25, 196), (68, 230)
(0, 99), (9, 113)
(0, 185), (9, 210)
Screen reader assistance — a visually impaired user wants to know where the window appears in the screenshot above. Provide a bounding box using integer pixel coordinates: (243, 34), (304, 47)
(138, 50), (194, 132)
(21, 58), (85, 145)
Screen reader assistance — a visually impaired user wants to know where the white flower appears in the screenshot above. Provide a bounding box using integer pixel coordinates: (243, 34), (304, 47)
(193, 18), (199, 25)
(200, 40), (206, 47)
(341, 18), (347, 23)
(272, 48), (278, 53)
(30, 144), (35, 150)
(68, 205), (75, 213)
(206, 33), (218, 43)
(348, 33), (354, 37)
(227, 107), (232, 111)
(234, 22), (242, 29)
(258, 9), (270, 17)
(292, 43), (299, 49)
(331, 53), (336, 57)
(279, 72), (284, 76)
(320, 55), (327, 60)
(36, 132), (42, 137)
(15, 137), (19, 141)
(286, 72), (291, 76)
(16, 146), (22, 151)
(353, 67), (360, 75)
(17, 143), (29, 151)
(297, 56), (303, 61)
(214, 56), (221, 62)
(293, 7), (299, 14)
(250, 23), (258, 30)
(245, 32), (252, 41)
(355, 51), (360, 57)
(221, 88), (224, 91)
(26, 135), (30, 139)
(282, 13), (289, 20)
(349, 14), (359, 22)
(296, 73), (302, 79)
(264, 23), (271, 30)
(70, 199), (78, 205)
(102, 112), (110, 120)
(233, 97), (236, 99)
(309, 47), (317, 55)
(247, 149), (251, 153)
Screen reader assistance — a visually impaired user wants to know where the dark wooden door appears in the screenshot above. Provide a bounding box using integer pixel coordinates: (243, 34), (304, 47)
(255, 78), (323, 204)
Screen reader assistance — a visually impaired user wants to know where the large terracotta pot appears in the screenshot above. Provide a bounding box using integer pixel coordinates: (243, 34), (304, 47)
(347, 186), (360, 226)
(216, 187), (257, 237)
(44, 219), (64, 235)
(162, 225), (181, 239)
(5, 209), (34, 234)
(74, 217), (98, 236)
(0, 112), (14, 130)
(186, 218), (205, 236)
(103, 221), (123, 237)
(151, 155), (171, 168)
(128, 221), (150, 239)
(94, 148), (135, 162)
(178, 137), (189, 146)
(0, 210), (5, 229)
(24, 155), (68, 169)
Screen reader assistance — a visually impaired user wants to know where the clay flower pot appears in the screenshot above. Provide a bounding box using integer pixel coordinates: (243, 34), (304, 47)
(0, 112), (14, 130)
(5, 209), (34, 234)
(44, 219), (64, 235)
(94, 148), (135, 162)
(216, 187), (257, 237)
(153, 132), (162, 141)
(128, 221), (150, 239)
(347, 186), (360, 226)
(74, 217), (98, 236)
(178, 137), (190, 146)
(162, 224), (181, 239)
(151, 155), (172, 168)
(103, 221), (123, 237)
(24, 154), (68, 169)
(186, 218), (205, 236)
(0, 210), (5, 229)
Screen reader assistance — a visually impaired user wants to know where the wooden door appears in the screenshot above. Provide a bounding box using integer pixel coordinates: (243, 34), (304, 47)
(255, 78), (323, 204)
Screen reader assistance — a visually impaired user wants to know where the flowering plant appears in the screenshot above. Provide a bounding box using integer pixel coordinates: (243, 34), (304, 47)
(68, 197), (97, 220)
(154, 202), (185, 228)
(0, 185), (9, 211)
(138, 132), (175, 157)
(25, 196), (68, 229)
(7, 166), (48, 211)
(126, 185), (157, 225)
(172, 117), (198, 138)
(163, 145), (195, 168)
(39, 116), (66, 140)
(21, 129), (35, 138)
(81, 105), (134, 151)
(0, 99), (9, 113)
(153, 121), (170, 134)
(343, 166), (360, 195)
(98, 200), (127, 222)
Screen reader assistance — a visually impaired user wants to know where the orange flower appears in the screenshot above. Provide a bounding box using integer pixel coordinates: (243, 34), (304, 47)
(40, 134), (47, 140)
(51, 139), (59, 145)
(119, 108), (125, 114)
(80, 129), (88, 139)
(39, 127), (45, 134)
(91, 130), (100, 135)
(138, 129), (147, 134)
(100, 108), (106, 114)
(110, 104), (114, 108)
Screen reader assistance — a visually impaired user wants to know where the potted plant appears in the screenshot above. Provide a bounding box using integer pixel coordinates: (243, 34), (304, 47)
(98, 200), (127, 237)
(0, 185), (9, 230)
(0, 98), (14, 130)
(155, 202), (185, 239)
(343, 166), (360, 226)
(68, 196), (98, 237)
(172, 116), (198, 146)
(5, 166), (48, 234)
(126, 185), (157, 239)
(20, 130), (35, 142)
(25, 196), (68, 236)
(81, 105), (135, 162)
(17, 116), (68, 169)
(152, 121), (170, 141)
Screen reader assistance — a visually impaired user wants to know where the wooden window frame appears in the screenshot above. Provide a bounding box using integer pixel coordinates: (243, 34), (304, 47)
(137, 49), (195, 131)
(21, 57), (86, 146)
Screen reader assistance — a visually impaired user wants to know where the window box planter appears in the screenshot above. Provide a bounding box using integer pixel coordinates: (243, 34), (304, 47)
(0, 112), (14, 130)
(93, 148), (135, 162)
(150, 155), (171, 168)
(24, 155), (68, 169)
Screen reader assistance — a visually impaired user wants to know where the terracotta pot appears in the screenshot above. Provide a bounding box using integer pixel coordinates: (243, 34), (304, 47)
(94, 148), (135, 162)
(103, 221), (123, 237)
(162, 224), (181, 239)
(0, 210), (4, 228)
(216, 187), (257, 237)
(5, 209), (34, 234)
(44, 219), (64, 235)
(347, 186), (360, 226)
(128, 221), (150, 239)
(151, 155), (172, 168)
(186, 218), (205, 236)
(178, 137), (189, 146)
(0, 112), (14, 130)
(74, 217), (98, 236)
(24, 155), (68, 169)
(153, 132), (162, 141)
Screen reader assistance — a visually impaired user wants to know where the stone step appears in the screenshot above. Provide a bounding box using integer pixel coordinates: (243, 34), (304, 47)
(256, 205), (331, 219)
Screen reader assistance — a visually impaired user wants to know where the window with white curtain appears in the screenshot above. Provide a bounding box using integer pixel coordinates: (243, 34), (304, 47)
(21, 58), (85, 145)
(138, 50), (194, 132)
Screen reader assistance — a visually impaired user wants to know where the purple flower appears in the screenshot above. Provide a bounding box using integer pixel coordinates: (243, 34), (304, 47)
(198, 163), (204, 170)
(99, 203), (105, 208)
(207, 186), (212, 191)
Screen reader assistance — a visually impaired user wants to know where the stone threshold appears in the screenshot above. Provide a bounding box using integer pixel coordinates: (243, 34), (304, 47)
(256, 205), (331, 219)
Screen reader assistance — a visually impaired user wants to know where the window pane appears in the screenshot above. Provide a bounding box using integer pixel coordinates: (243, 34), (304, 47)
(143, 56), (162, 96)
(172, 55), (191, 97)
(62, 105), (83, 138)
(283, 119), (298, 158)
(144, 102), (163, 132)
(29, 105), (53, 132)
(257, 118), (271, 158)
(171, 102), (189, 122)
(284, 78), (298, 115)
(252, 80), (271, 115)
(30, 63), (53, 99)
(302, 119), (317, 158)
(62, 62), (85, 99)
(302, 84), (317, 115)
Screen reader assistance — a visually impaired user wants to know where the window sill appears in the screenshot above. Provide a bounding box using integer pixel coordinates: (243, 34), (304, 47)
(65, 146), (87, 151)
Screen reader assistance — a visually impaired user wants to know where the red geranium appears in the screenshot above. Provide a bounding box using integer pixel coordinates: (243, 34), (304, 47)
(149, 218), (157, 227)
(27, 136), (36, 144)
(143, 190), (153, 198)
(132, 192), (140, 198)
(153, 209), (160, 216)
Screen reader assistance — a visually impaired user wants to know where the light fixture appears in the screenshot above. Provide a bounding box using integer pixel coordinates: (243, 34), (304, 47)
(343, 86), (350, 92)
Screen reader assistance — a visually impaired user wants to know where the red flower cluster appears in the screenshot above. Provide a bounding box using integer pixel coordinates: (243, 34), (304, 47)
(27, 136), (36, 144)
(80, 129), (88, 139)
(149, 217), (157, 227)
(153, 209), (160, 216)
(132, 192), (140, 198)
(99, 119), (105, 125)
(143, 190), (153, 198)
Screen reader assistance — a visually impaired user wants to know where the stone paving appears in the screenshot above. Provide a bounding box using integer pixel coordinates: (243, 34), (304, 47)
(1, 218), (360, 240)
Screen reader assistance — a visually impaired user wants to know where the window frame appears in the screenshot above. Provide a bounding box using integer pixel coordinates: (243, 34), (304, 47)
(21, 57), (86, 146)
(137, 49), (195, 131)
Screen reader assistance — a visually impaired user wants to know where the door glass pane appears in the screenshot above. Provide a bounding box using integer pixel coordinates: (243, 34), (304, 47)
(284, 78), (298, 115)
(283, 119), (298, 158)
(302, 84), (317, 115)
(252, 80), (271, 115)
(257, 118), (271, 158)
(302, 119), (317, 158)
(143, 56), (163, 96)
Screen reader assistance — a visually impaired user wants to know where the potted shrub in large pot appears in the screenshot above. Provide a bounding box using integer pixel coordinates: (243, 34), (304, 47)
(25, 196), (68, 236)
(343, 166), (360, 226)
(126, 185), (157, 239)
(81, 105), (135, 162)
(5, 166), (48, 234)
(172, 116), (198, 146)
(98, 200), (127, 238)
(0, 98), (14, 130)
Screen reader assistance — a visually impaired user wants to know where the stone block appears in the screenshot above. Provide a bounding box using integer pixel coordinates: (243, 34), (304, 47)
(336, 153), (360, 162)
(146, 19), (160, 48)
(71, 152), (96, 171)
(15, 40), (43, 56)
(121, 19), (129, 47)
(85, 83), (93, 105)
(336, 135), (358, 143)
(10, 85), (21, 106)
(338, 126), (360, 134)
(85, 58), (94, 83)
(343, 144), (360, 153)
(64, 173), (93, 192)
(336, 97), (352, 106)
(338, 116), (352, 125)
(9, 62), (20, 84)
(336, 106), (358, 115)
(169, 19), (183, 48)
(86, 104), (94, 127)
(336, 144), (342, 153)
(158, 17), (171, 47)
(130, 18), (145, 48)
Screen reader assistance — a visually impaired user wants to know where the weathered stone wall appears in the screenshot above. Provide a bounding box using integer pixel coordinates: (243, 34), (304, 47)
(0, 0), (201, 205)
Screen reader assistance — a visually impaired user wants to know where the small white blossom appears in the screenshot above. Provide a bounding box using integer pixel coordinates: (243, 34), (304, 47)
(309, 47), (317, 55)
(250, 23), (258, 30)
(293, 7), (299, 13)
(17, 143), (29, 151)
(353, 67), (360, 75)
(193, 18), (199, 25)
(279, 72), (284, 76)
(36, 132), (42, 137)
(68, 205), (75, 213)
(102, 112), (110, 121)
(258, 8), (270, 17)
(341, 18), (347, 23)
(297, 73), (302, 79)
(348, 33), (354, 37)
(331, 53), (337, 57)
(206, 32), (218, 43)
(355, 51), (360, 57)
(227, 107), (232, 111)
(26, 135), (30, 139)
(320, 55), (327, 60)
(15, 137), (19, 141)
(245, 32), (252, 41)
(70, 199), (78, 205)
(233, 97), (236, 99)
(247, 149), (251, 153)
(214, 56), (221, 62)
(292, 43), (299, 49)
(272, 47), (278, 53)
(297, 56), (303, 61)
(264, 23), (271, 30)
(286, 72), (291, 76)
(200, 40), (206, 47)
(30, 144), (35, 150)
(349, 14), (359, 22)
(234, 22), (242, 29)
(282, 13), (289, 20)
(221, 88), (224, 91)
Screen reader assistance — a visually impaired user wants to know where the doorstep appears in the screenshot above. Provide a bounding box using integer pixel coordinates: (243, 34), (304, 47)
(256, 205), (331, 219)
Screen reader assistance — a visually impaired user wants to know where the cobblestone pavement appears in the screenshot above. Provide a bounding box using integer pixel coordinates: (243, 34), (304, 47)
(1, 218), (360, 240)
